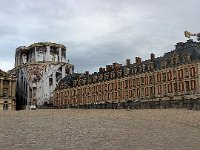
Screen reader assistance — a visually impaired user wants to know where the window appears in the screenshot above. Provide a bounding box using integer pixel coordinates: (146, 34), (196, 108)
(157, 73), (161, 82)
(191, 80), (196, 90)
(179, 82), (184, 91)
(108, 93), (111, 100)
(167, 71), (172, 81)
(178, 69), (183, 79)
(158, 85), (162, 94)
(137, 89), (140, 97)
(168, 83), (173, 93)
(145, 76), (148, 85)
(190, 67), (195, 77)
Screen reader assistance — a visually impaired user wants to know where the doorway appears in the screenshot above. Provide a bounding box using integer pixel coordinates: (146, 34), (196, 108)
(3, 101), (8, 110)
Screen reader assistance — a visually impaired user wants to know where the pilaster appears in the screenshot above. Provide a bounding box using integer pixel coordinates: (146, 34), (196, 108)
(0, 78), (3, 96)
(12, 80), (16, 97)
(46, 46), (50, 61)
(62, 65), (66, 78)
(53, 71), (56, 89)
(35, 47), (37, 62)
(9, 80), (12, 97)
(59, 47), (62, 62)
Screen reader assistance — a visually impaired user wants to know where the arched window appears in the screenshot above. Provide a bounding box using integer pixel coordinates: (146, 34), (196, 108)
(3, 101), (8, 110)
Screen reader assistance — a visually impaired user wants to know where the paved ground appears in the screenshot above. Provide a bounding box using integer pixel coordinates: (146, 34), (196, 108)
(0, 109), (200, 150)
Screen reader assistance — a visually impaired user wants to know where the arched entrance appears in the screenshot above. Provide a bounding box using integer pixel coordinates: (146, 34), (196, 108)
(3, 101), (8, 110)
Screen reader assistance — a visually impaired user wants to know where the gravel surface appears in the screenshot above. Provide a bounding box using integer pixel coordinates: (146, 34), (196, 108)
(0, 109), (200, 150)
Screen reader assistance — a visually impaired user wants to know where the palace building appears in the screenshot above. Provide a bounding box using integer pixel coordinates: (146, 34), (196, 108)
(54, 38), (200, 109)
(10, 42), (74, 110)
(0, 69), (16, 110)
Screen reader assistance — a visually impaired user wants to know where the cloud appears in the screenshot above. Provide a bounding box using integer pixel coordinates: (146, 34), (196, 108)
(0, 0), (200, 72)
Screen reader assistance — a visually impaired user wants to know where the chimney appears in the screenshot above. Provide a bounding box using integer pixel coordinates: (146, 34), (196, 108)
(135, 57), (141, 65)
(106, 65), (109, 71)
(85, 71), (89, 76)
(113, 63), (116, 69)
(99, 67), (103, 73)
(126, 59), (131, 67)
(150, 53), (155, 61)
(77, 75), (80, 80)
(106, 65), (113, 72)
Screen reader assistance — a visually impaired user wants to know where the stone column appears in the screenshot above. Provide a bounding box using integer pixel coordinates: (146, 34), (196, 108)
(0, 78), (3, 96)
(46, 77), (49, 98)
(59, 47), (62, 62)
(46, 46), (50, 61)
(34, 47), (37, 62)
(62, 66), (66, 78)
(53, 71), (56, 89)
(9, 80), (12, 97)
(30, 50), (33, 63)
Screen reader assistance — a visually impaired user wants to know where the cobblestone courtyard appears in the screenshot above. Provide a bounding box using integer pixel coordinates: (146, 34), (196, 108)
(0, 109), (200, 150)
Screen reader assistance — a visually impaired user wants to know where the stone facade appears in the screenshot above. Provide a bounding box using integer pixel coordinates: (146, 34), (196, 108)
(11, 42), (74, 109)
(54, 39), (200, 109)
(0, 69), (16, 110)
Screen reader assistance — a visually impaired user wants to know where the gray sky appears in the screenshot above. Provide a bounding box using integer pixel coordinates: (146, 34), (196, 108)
(0, 0), (200, 72)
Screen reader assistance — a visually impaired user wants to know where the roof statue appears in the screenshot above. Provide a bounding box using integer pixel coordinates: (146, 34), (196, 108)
(184, 31), (200, 41)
